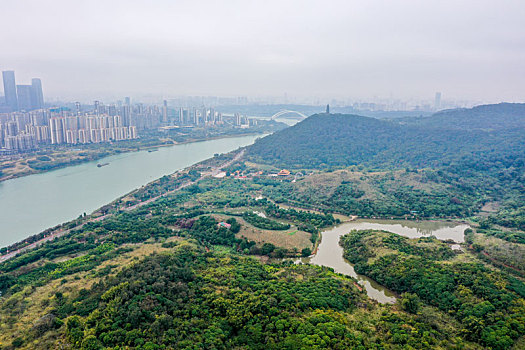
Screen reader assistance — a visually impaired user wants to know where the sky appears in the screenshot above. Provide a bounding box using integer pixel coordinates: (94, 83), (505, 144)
(1, 0), (525, 103)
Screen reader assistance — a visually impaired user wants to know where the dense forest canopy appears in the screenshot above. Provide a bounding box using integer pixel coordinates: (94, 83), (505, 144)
(340, 230), (525, 349)
(403, 103), (525, 130)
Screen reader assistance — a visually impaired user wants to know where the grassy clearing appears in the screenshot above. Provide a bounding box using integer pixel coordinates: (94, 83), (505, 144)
(471, 232), (525, 275)
(243, 161), (279, 171)
(211, 214), (312, 250)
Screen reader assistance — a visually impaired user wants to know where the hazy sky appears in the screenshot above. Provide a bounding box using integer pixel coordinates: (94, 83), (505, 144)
(1, 0), (525, 102)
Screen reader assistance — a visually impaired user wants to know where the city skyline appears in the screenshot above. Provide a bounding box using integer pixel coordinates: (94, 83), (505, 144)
(1, 1), (524, 103)
(1, 70), (44, 112)
(0, 71), (485, 112)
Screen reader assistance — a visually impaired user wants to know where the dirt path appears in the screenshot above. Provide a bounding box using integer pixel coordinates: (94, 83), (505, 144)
(467, 244), (522, 274)
(480, 250), (522, 274)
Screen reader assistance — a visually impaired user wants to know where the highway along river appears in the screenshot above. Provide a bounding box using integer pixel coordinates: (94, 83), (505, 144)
(0, 134), (261, 248)
(302, 219), (470, 303)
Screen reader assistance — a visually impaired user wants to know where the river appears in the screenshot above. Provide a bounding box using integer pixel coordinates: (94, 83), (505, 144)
(0, 134), (262, 248)
(303, 219), (470, 304)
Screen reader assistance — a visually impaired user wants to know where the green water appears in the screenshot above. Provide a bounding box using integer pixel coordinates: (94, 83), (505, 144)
(0, 135), (261, 248)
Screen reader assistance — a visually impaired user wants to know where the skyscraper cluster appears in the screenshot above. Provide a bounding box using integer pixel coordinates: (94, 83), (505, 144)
(0, 78), (260, 155)
(1, 71), (44, 112)
(48, 114), (137, 145)
(0, 101), (149, 154)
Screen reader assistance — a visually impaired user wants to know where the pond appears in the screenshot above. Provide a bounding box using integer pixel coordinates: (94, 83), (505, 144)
(301, 219), (470, 303)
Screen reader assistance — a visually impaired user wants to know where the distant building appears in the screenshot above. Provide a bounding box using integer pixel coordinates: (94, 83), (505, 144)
(192, 108), (199, 125)
(31, 78), (44, 109)
(16, 85), (33, 111)
(326, 104), (330, 114)
(218, 222), (231, 229)
(2, 71), (18, 111)
(213, 171), (227, 178)
(178, 107), (184, 124)
(234, 113), (241, 126)
(162, 100), (168, 123)
(434, 92), (441, 110)
(278, 169), (291, 176)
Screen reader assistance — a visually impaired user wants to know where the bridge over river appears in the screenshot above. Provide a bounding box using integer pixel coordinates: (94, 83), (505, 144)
(270, 110), (308, 120)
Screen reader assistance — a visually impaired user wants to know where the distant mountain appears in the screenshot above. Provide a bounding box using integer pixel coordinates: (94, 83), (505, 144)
(402, 103), (525, 130)
(247, 104), (524, 170)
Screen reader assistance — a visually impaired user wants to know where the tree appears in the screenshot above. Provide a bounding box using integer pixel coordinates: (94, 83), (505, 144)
(400, 293), (421, 314)
(301, 248), (312, 257)
(81, 335), (103, 350)
(261, 243), (275, 255)
(273, 248), (287, 258)
(66, 316), (84, 347)
(226, 218), (241, 233)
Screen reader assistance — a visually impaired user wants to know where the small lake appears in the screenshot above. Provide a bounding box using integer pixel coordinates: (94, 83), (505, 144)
(0, 134), (262, 248)
(302, 219), (470, 303)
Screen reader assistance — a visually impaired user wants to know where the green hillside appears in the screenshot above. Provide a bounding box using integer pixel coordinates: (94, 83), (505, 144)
(404, 103), (525, 130)
(0, 175), (485, 349)
(246, 104), (525, 229)
(247, 106), (525, 170)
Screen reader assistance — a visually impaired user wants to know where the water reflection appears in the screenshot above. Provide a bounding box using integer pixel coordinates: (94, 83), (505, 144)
(348, 219), (469, 242)
(304, 219), (470, 304)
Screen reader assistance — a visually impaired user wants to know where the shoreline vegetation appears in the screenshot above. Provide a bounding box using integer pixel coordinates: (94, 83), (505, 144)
(0, 123), (285, 183)
(0, 140), (498, 261)
(340, 230), (525, 349)
(0, 148), (248, 258)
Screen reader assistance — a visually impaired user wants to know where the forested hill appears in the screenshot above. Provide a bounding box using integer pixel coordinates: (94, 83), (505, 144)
(247, 106), (525, 170)
(403, 103), (525, 130)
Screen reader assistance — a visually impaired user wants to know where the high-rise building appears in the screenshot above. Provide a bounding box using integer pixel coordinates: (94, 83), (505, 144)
(7, 121), (18, 136)
(16, 85), (33, 111)
(178, 107), (184, 123)
(201, 108), (207, 124)
(94, 101), (100, 115)
(192, 108), (199, 125)
(49, 117), (64, 144)
(162, 100), (168, 123)
(31, 78), (44, 109)
(2, 71), (18, 111)
(234, 113), (241, 126)
(209, 108), (215, 124)
(434, 92), (442, 111)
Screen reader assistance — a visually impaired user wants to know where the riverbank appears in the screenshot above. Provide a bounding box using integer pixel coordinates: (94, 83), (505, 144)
(0, 134), (263, 249)
(0, 148), (247, 261)
(0, 131), (269, 184)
